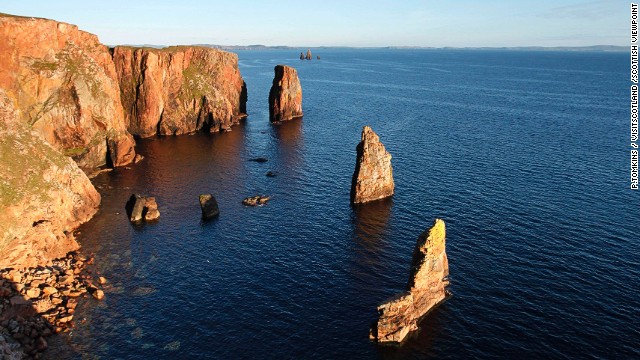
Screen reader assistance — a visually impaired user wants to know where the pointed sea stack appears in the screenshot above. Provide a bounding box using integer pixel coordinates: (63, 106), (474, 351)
(268, 65), (303, 122)
(300, 52), (305, 60)
(350, 126), (394, 204)
(371, 219), (450, 344)
(306, 49), (312, 60)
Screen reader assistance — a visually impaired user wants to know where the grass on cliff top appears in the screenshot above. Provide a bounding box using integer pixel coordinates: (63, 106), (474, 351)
(115, 45), (223, 53)
(0, 129), (70, 209)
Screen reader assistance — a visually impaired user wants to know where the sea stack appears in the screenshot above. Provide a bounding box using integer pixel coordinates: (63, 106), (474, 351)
(371, 219), (450, 344)
(306, 49), (312, 60)
(268, 65), (303, 122)
(300, 52), (305, 60)
(350, 126), (394, 204)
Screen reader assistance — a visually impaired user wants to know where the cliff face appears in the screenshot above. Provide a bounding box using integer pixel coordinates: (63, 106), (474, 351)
(0, 13), (136, 169)
(113, 46), (247, 137)
(268, 65), (303, 122)
(351, 126), (394, 204)
(372, 219), (450, 343)
(0, 90), (100, 269)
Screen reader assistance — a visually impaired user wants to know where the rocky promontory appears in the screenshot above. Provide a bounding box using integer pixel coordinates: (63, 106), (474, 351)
(113, 46), (248, 137)
(371, 219), (450, 343)
(0, 13), (136, 169)
(268, 65), (303, 122)
(350, 126), (394, 204)
(0, 91), (100, 269)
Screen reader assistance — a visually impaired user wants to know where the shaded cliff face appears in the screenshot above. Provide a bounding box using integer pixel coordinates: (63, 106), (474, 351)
(0, 90), (100, 269)
(372, 219), (449, 343)
(113, 46), (247, 138)
(268, 65), (303, 122)
(0, 13), (136, 169)
(350, 126), (394, 204)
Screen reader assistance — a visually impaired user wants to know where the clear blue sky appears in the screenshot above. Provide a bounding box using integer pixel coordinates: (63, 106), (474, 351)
(1, 0), (627, 47)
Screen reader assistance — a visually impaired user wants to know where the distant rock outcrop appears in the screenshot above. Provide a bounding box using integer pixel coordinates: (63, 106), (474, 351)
(113, 46), (247, 137)
(0, 13), (136, 169)
(268, 65), (303, 122)
(300, 52), (305, 60)
(0, 90), (100, 269)
(306, 49), (312, 60)
(199, 194), (220, 219)
(350, 126), (394, 204)
(371, 219), (450, 343)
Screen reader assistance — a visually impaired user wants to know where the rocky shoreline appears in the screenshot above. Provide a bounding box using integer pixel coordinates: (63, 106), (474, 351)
(0, 252), (105, 359)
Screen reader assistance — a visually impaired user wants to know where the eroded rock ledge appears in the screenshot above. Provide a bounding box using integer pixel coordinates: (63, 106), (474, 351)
(371, 219), (450, 344)
(113, 46), (248, 137)
(268, 65), (303, 122)
(350, 126), (394, 204)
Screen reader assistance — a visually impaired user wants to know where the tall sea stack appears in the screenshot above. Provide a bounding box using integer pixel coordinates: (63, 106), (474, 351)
(306, 49), (312, 60)
(350, 126), (394, 204)
(371, 219), (450, 343)
(268, 65), (303, 122)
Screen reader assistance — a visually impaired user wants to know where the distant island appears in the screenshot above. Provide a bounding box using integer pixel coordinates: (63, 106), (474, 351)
(123, 44), (627, 52)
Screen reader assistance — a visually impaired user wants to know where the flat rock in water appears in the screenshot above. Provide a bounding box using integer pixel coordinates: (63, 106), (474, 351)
(242, 196), (271, 206)
(249, 157), (268, 163)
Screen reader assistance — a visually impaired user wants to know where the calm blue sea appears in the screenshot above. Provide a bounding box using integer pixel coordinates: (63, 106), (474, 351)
(45, 49), (639, 359)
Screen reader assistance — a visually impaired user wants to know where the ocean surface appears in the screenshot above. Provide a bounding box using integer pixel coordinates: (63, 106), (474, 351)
(45, 49), (638, 359)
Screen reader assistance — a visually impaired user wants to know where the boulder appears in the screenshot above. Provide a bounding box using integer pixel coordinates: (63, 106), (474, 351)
(126, 194), (160, 223)
(144, 197), (160, 221)
(268, 65), (303, 122)
(350, 126), (394, 204)
(199, 194), (220, 219)
(371, 219), (450, 344)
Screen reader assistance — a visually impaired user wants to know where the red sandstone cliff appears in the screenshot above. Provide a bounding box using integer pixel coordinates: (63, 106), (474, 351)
(113, 46), (247, 137)
(268, 65), (303, 122)
(0, 13), (136, 169)
(0, 90), (100, 268)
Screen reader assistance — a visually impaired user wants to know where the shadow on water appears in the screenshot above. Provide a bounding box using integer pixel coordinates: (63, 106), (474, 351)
(348, 197), (395, 294)
(271, 118), (304, 170)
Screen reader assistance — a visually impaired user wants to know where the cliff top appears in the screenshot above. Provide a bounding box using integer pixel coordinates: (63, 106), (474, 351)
(114, 45), (230, 54)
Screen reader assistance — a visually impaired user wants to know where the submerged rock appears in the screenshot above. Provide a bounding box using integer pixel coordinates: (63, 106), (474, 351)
(199, 194), (220, 219)
(249, 157), (269, 163)
(268, 65), (303, 122)
(371, 219), (450, 344)
(242, 196), (270, 206)
(266, 171), (277, 177)
(126, 194), (160, 223)
(350, 126), (394, 204)
(0, 251), (106, 357)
